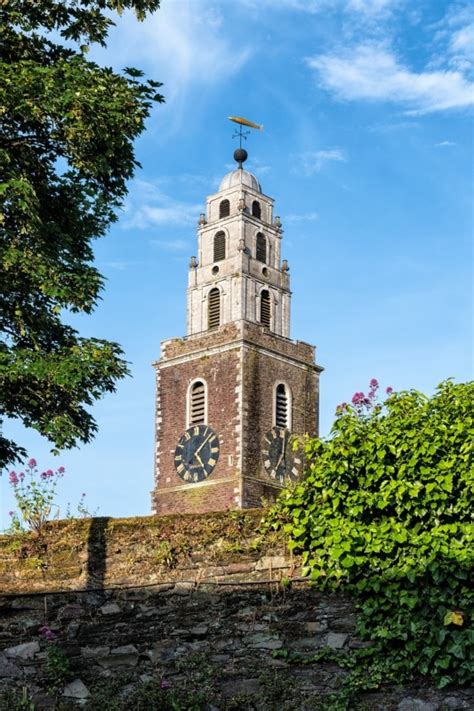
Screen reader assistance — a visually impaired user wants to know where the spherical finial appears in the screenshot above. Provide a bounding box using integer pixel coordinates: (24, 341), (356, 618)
(234, 148), (248, 167)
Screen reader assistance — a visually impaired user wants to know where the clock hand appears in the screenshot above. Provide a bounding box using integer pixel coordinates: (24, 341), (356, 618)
(195, 433), (212, 456)
(195, 452), (204, 468)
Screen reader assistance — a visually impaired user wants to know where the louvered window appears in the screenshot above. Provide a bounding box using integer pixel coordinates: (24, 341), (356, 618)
(213, 231), (226, 262)
(252, 201), (261, 219)
(190, 381), (206, 425)
(260, 289), (271, 328)
(256, 232), (266, 263)
(276, 384), (289, 429)
(208, 288), (221, 330)
(219, 199), (230, 219)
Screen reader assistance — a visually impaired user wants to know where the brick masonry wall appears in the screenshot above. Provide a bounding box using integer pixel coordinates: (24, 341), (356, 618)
(153, 320), (321, 515)
(0, 513), (471, 710)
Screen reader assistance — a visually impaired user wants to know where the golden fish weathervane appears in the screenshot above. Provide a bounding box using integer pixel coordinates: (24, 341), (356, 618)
(228, 116), (264, 131)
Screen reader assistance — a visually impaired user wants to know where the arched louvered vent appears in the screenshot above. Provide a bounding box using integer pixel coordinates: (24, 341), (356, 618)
(190, 381), (206, 425)
(213, 231), (226, 262)
(252, 201), (261, 219)
(260, 289), (271, 328)
(276, 383), (289, 429)
(219, 199), (230, 219)
(256, 232), (266, 263)
(208, 288), (221, 330)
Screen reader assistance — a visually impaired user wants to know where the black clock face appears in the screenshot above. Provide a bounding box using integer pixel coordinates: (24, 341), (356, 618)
(174, 425), (220, 483)
(262, 427), (302, 484)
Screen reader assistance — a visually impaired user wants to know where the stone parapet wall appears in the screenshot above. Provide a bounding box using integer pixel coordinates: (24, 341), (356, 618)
(0, 512), (471, 710)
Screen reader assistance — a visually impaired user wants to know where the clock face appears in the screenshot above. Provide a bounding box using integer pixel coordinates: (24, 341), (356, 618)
(262, 427), (302, 484)
(174, 425), (220, 483)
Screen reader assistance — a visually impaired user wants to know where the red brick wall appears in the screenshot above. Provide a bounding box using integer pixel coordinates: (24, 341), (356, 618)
(152, 321), (321, 515)
(152, 345), (241, 515)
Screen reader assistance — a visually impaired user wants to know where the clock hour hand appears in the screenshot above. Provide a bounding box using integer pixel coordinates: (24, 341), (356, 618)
(195, 452), (204, 468)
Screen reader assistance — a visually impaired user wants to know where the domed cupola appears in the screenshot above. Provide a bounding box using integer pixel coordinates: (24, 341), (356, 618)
(219, 148), (261, 192)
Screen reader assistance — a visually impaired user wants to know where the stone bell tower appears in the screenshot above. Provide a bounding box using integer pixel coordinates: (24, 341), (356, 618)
(152, 148), (323, 515)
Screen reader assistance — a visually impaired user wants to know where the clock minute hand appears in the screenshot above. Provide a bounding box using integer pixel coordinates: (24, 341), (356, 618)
(195, 433), (212, 457)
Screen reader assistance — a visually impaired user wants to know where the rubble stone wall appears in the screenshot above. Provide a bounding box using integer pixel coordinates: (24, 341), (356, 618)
(0, 512), (471, 710)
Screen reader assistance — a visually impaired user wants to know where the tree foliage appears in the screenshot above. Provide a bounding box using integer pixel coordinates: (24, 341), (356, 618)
(0, 1), (164, 466)
(267, 380), (473, 690)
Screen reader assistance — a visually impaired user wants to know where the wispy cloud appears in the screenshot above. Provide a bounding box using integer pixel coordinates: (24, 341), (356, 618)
(286, 212), (319, 223)
(292, 149), (347, 176)
(96, 2), (252, 99)
(435, 140), (456, 147)
(121, 179), (202, 229)
(307, 43), (474, 114)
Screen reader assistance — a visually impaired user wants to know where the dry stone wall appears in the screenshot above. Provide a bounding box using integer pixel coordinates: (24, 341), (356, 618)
(0, 512), (472, 710)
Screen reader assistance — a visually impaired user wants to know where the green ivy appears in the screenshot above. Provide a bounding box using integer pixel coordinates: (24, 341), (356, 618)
(266, 380), (473, 691)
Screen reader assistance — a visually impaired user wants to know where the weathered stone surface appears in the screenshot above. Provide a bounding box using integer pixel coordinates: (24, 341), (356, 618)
(62, 679), (90, 699)
(398, 699), (438, 711)
(58, 603), (85, 620)
(255, 555), (290, 571)
(100, 602), (121, 615)
(4, 641), (40, 660)
(0, 654), (22, 678)
(246, 634), (283, 650)
(81, 645), (110, 659)
(326, 632), (348, 649)
(443, 697), (470, 709)
(221, 678), (261, 697)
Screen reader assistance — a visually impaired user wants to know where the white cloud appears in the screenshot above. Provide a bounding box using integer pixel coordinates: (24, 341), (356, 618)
(435, 140), (456, 147)
(307, 43), (474, 113)
(286, 212), (319, 223)
(293, 149), (347, 176)
(121, 178), (202, 229)
(96, 2), (252, 100)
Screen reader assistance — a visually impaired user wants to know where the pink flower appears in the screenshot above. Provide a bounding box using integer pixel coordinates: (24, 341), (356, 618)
(160, 679), (171, 689)
(41, 472), (48, 480)
(19, 472), (25, 481)
(8, 511), (15, 517)
(386, 386), (393, 395)
(9, 471), (19, 485)
(370, 378), (378, 388)
(28, 458), (37, 468)
(58, 466), (65, 474)
(39, 625), (57, 642)
(46, 469), (54, 477)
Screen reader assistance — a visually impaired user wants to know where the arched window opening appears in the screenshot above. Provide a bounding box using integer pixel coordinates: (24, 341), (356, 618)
(208, 288), (221, 330)
(275, 383), (289, 429)
(260, 289), (271, 328)
(219, 199), (230, 219)
(252, 201), (261, 219)
(213, 231), (226, 262)
(256, 232), (267, 263)
(189, 381), (206, 425)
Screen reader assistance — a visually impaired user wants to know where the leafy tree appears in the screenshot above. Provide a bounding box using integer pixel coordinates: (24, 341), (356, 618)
(0, 1), (164, 466)
(267, 380), (473, 691)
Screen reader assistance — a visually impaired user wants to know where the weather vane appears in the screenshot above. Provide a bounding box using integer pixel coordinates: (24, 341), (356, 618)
(228, 116), (263, 167)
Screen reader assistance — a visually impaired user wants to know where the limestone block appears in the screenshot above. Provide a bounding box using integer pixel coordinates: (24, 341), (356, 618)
(62, 679), (90, 700)
(4, 641), (40, 660)
(326, 632), (348, 649)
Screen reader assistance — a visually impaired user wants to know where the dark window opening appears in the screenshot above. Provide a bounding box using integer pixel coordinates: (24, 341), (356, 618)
(256, 232), (267, 263)
(208, 288), (221, 330)
(276, 383), (289, 429)
(213, 231), (226, 262)
(190, 381), (206, 425)
(252, 201), (261, 219)
(260, 289), (271, 328)
(219, 199), (230, 219)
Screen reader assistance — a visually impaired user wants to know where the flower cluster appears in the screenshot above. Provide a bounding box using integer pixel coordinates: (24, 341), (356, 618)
(2, 459), (66, 535)
(40, 625), (57, 642)
(336, 379), (394, 418)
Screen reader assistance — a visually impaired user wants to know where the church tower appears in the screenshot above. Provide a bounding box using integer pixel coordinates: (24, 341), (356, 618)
(152, 148), (323, 515)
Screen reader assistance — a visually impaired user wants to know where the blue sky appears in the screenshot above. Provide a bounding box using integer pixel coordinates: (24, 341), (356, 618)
(1, 0), (473, 526)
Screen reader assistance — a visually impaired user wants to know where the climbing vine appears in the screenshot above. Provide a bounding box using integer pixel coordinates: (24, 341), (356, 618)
(266, 380), (474, 691)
